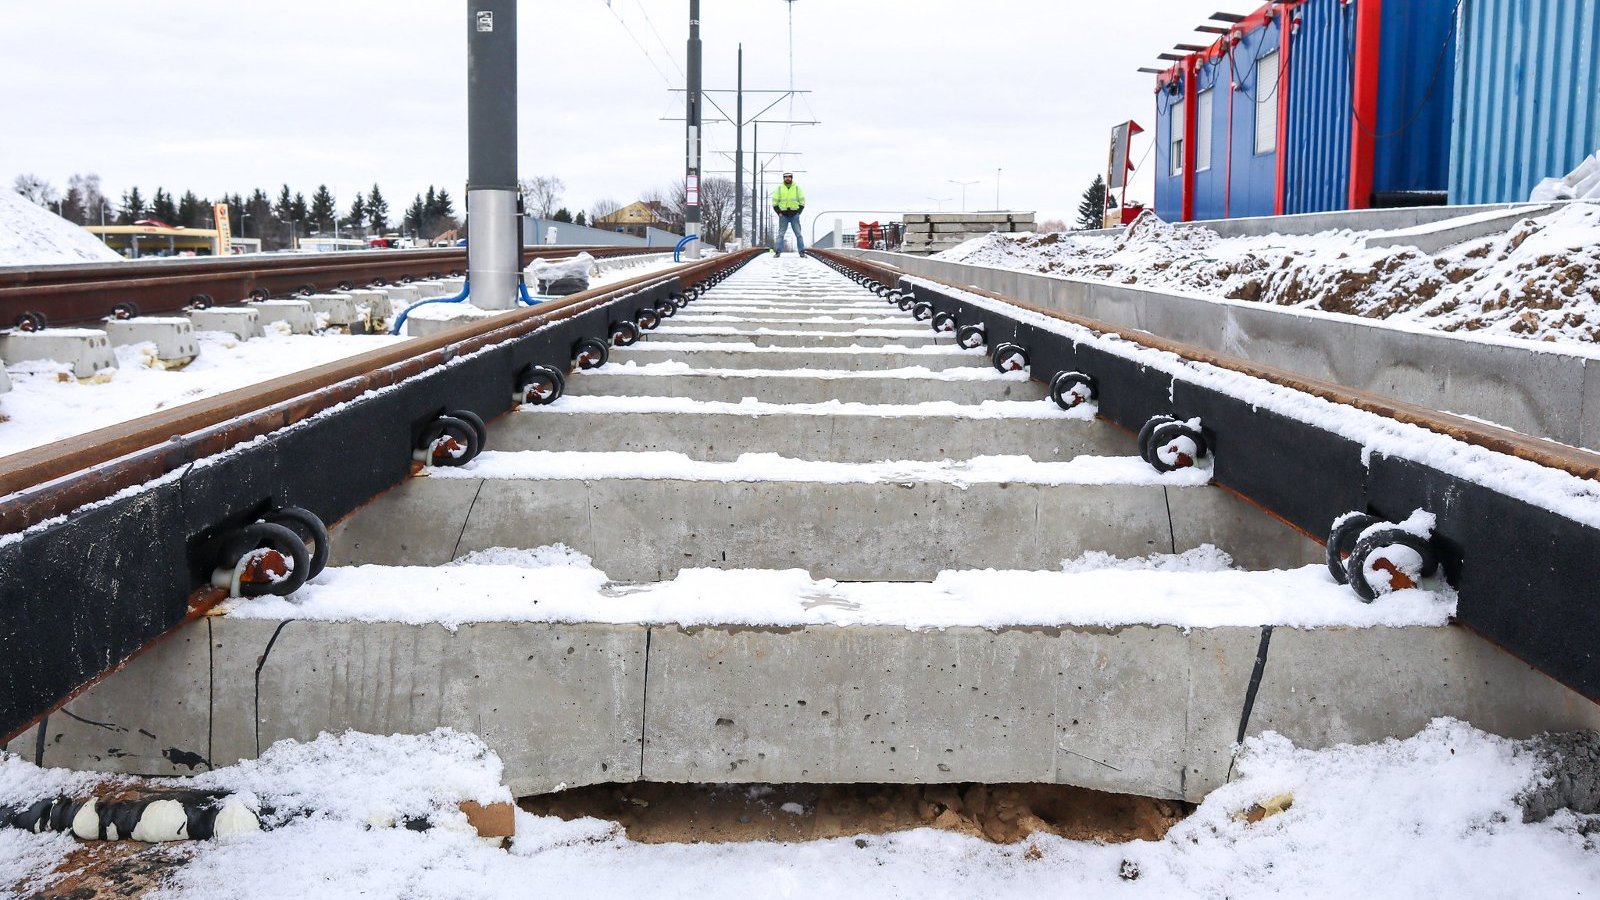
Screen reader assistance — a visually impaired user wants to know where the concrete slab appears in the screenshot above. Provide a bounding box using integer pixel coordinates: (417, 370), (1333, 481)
(609, 346), (982, 372)
(662, 318), (926, 334)
(566, 370), (1046, 405)
(338, 477), (1193, 579)
(245, 619), (648, 795)
(0, 329), (116, 378)
(250, 299), (315, 334)
(104, 318), (200, 366)
(301, 293), (364, 332)
(381, 284), (423, 305)
(188, 307), (263, 340)
(1166, 484), (1324, 570)
(642, 330), (951, 349)
(492, 408), (1127, 462)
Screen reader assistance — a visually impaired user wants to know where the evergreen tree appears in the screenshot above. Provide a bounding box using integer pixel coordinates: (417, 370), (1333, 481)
(366, 183), (389, 234)
(150, 188), (178, 225)
(69, 174), (109, 227)
(273, 185), (294, 223)
(403, 195), (426, 234)
(343, 192), (367, 232)
(552, 207), (573, 223)
(574, 210), (587, 227)
(244, 188), (273, 241)
(1075, 174), (1108, 230)
(58, 184), (87, 224)
(308, 185), (337, 231)
(291, 192), (309, 226)
(117, 187), (146, 225)
(177, 190), (206, 228)
(432, 188), (455, 222)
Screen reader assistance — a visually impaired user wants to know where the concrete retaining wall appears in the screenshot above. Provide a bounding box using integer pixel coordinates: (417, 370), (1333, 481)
(851, 250), (1600, 449)
(16, 617), (1598, 802)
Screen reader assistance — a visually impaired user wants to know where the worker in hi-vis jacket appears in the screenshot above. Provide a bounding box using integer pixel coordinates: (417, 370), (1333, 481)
(771, 172), (806, 255)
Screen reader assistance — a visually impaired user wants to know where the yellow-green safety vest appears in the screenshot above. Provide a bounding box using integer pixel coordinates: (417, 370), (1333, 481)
(772, 182), (805, 211)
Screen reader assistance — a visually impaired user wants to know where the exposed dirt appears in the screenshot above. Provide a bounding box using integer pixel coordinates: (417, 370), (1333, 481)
(10, 841), (191, 899)
(519, 781), (1191, 845)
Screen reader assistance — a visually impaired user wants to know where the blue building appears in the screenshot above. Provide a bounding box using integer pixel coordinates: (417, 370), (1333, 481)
(1151, 0), (1458, 222)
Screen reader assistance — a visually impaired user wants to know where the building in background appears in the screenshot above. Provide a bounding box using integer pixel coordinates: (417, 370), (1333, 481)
(84, 222), (228, 257)
(1150, 0), (1457, 222)
(594, 200), (676, 238)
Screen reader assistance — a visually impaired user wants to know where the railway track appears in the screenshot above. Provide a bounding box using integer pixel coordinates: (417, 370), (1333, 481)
(1, 247), (1596, 809)
(0, 245), (663, 328)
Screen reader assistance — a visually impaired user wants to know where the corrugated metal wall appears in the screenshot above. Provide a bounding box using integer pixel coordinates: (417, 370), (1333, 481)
(1191, 54), (1232, 221)
(1451, 0), (1600, 204)
(1285, 0), (1354, 215)
(1373, 0), (1457, 196)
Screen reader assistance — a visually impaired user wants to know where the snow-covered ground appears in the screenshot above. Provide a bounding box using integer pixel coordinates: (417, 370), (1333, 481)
(3, 720), (1596, 898)
(937, 203), (1600, 345)
(0, 258), (684, 459)
(219, 544), (1454, 630)
(0, 190), (122, 266)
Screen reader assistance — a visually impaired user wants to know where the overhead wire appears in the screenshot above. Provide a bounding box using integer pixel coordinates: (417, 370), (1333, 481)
(601, 0), (675, 86)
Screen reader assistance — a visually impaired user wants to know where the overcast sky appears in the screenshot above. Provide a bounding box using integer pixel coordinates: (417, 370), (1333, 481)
(0, 1), (1260, 227)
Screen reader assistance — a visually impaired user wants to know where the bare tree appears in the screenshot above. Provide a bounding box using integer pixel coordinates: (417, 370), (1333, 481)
(68, 173), (109, 225)
(588, 197), (622, 228)
(520, 176), (565, 218)
(698, 176), (737, 248)
(1037, 218), (1068, 233)
(12, 174), (58, 207)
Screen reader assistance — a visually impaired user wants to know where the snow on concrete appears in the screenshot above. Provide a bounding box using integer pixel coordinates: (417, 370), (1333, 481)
(583, 361), (1030, 381)
(0, 189), (122, 266)
(400, 257), (683, 323)
(6, 720), (1596, 898)
(524, 395), (1093, 420)
(0, 329), (407, 458)
(221, 544), (1451, 630)
(426, 450), (1213, 487)
(938, 204), (1600, 345)
(910, 276), (1600, 530)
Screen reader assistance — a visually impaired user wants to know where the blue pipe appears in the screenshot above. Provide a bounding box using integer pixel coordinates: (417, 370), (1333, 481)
(673, 234), (700, 262)
(389, 281), (470, 335)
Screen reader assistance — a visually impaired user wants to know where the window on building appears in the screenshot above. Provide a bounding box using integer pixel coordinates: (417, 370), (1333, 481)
(1170, 97), (1185, 176)
(1196, 89), (1214, 172)
(1255, 50), (1280, 154)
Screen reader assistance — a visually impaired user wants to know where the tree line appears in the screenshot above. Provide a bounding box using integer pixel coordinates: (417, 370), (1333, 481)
(12, 173), (460, 251)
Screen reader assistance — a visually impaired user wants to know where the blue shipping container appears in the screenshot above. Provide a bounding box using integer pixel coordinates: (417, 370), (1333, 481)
(1451, 0), (1600, 204)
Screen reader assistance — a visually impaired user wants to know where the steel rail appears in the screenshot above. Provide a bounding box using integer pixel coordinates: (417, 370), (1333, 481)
(0, 249), (762, 535)
(0, 245), (666, 326)
(814, 249), (1600, 483)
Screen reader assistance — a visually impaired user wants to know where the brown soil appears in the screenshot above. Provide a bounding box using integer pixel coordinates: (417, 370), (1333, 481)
(519, 782), (1190, 846)
(11, 841), (191, 899)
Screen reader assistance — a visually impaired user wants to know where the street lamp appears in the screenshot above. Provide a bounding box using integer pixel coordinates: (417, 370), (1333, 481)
(995, 168), (1003, 211)
(947, 180), (979, 212)
(924, 196), (953, 211)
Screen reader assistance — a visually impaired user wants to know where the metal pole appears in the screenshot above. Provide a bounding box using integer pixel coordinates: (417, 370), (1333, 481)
(467, 0), (519, 308)
(751, 122), (759, 246)
(733, 44), (744, 240)
(684, 0), (702, 258)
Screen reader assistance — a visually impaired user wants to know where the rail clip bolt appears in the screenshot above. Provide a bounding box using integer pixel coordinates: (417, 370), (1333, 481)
(1049, 371), (1098, 410)
(1137, 415), (1208, 472)
(515, 364), (566, 406)
(572, 336), (610, 371)
(13, 311), (48, 333)
(911, 301), (935, 322)
(931, 311), (958, 333)
(414, 413), (484, 468)
(635, 308), (661, 331)
(990, 342), (1030, 373)
(210, 522), (312, 598)
(1331, 514), (1441, 602)
(956, 323), (987, 350)
(609, 320), (641, 347)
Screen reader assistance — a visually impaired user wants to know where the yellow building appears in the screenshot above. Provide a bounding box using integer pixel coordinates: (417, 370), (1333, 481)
(84, 224), (226, 258)
(593, 201), (674, 238)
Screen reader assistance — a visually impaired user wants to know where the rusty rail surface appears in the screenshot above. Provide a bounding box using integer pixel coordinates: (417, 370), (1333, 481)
(813, 249), (1600, 484)
(0, 250), (759, 535)
(0, 245), (663, 327)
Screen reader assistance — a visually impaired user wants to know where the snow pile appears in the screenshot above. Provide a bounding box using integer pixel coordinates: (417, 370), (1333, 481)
(6, 720), (1598, 897)
(220, 546), (1454, 630)
(937, 204), (1600, 345)
(1531, 151), (1600, 201)
(0, 189), (122, 266)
